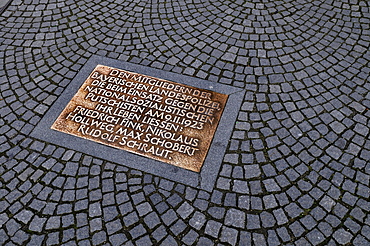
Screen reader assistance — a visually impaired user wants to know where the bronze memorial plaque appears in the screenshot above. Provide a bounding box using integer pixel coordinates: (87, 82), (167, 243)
(52, 65), (228, 172)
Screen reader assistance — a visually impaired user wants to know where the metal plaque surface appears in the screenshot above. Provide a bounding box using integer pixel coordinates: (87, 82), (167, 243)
(52, 65), (228, 172)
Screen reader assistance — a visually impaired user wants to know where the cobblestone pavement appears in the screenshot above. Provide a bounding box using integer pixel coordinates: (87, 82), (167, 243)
(1, 0), (370, 245)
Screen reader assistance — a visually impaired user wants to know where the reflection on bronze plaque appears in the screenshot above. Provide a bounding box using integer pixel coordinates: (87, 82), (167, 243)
(52, 65), (228, 172)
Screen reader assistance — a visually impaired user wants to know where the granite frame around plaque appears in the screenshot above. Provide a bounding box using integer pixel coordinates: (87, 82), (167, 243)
(31, 55), (245, 192)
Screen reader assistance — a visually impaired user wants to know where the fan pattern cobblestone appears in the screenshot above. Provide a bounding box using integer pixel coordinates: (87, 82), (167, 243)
(1, 0), (369, 245)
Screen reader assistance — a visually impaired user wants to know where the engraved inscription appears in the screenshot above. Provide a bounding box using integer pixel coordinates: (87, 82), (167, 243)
(51, 65), (228, 172)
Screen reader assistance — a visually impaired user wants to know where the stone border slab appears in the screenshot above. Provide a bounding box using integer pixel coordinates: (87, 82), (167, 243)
(0, 0), (12, 15)
(31, 55), (245, 191)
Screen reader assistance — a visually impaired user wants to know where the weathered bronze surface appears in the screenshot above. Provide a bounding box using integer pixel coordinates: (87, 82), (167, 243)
(52, 65), (228, 172)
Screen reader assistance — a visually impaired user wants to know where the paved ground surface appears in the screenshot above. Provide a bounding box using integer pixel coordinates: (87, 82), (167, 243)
(1, 0), (370, 245)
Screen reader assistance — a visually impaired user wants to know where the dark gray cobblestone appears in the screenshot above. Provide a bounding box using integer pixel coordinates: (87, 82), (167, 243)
(1, 0), (370, 245)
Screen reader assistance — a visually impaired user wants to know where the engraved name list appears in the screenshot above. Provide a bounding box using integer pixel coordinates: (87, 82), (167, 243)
(52, 65), (228, 172)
